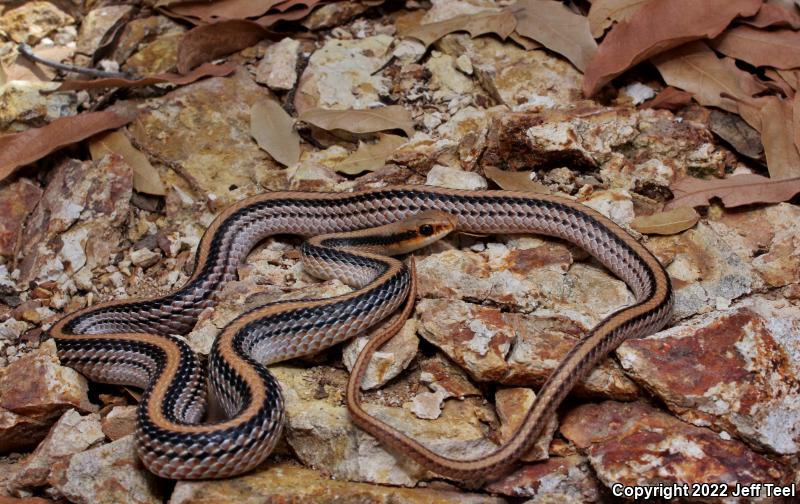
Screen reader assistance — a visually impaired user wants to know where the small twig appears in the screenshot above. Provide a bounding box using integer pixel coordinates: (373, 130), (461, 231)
(18, 43), (136, 80)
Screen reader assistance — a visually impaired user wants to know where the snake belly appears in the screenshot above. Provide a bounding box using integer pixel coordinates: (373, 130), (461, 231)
(50, 186), (673, 480)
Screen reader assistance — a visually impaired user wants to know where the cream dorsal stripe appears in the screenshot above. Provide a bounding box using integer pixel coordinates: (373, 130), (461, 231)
(50, 186), (673, 480)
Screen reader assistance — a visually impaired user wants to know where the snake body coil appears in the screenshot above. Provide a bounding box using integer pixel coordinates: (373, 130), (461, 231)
(51, 186), (673, 480)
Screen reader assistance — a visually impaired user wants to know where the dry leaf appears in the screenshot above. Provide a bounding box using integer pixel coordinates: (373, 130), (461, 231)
(742, 1), (800, 28)
(399, 9), (516, 48)
(299, 106), (415, 137)
(759, 96), (800, 179)
(90, 131), (166, 196)
(508, 31), (541, 50)
(795, 91), (800, 154)
(641, 87), (694, 110)
(336, 134), (405, 175)
(711, 26), (800, 70)
(708, 109), (764, 160)
(250, 99), (301, 167)
(256, 2), (319, 27)
(514, 0), (597, 71)
(159, 0), (286, 23)
(777, 69), (799, 91)
(666, 174), (800, 209)
(763, 68), (796, 96)
(587, 0), (652, 37)
(630, 207), (700, 235)
(177, 20), (275, 73)
(652, 42), (766, 118)
(484, 165), (549, 193)
(582, 0), (762, 97)
(56, 62), (236, 91)
(0, 106), (139, 182)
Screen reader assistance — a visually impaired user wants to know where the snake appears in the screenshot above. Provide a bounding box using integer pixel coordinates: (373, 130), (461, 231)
(49, 186), (673, 481)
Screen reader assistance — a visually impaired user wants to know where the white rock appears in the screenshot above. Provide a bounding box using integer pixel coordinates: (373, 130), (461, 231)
(426, 165), (487, 190)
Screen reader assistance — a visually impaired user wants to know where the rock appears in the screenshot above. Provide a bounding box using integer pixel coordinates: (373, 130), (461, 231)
(48, 435), (162, 504)
(294, 35), (393, 113)
(426, 165), (488, 190)
(122, 30), (182, 75)
(112, 16), (185, 66)
(8, 409), (104, 493)
(129, 248), (160, 268)
(494, 387), (556, 462)
(271, 365), (498, 486)
(485, 455), (603, 501)
(581, 189), (635, 229)
(170, 463), (506, 503)
(480, 108), (728, 187)
(255, 38), (300, 91)
(129, 69), (281, 207)
(75, 5), (133, 57)
(302, 2), (371, 30)
(0, 1), (74, 44)
(343, 318), (419, 390)
(560, 401), (788, 493)
(101, 405), (137, 441)
(0, 340), (96, 452)
(426, 51), (483, 112)
(618, 296), (800, 456)
(707, 203), (800, 289)
(18, 156), (133, 286)
(0, 80), (76, 133)
(416, 298), (638, 398)
(648, 222), (756, 320)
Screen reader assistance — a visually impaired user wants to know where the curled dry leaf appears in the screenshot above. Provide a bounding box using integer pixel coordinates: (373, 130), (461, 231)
(298, 106), (415, 137)
(666, 174), (800, 209)
(652, 42), (766, 119)
(55, 62), (236, 91)
(483, 165), (549, 193)
(711, 26), (800, 70)
(742, 1), (800, 29)
(759, 96), (800, 179)
(708, 109), (764, 160)
(158, 0), (287, 24)
(514, 0), (597, 71)
(777, 69), (799, 91)
(641, 87), (694, 110)
(177, 20), (275, 74)
(587, 0), (652, 38)
(250, 99), (301, 167)
(399, 9), (516, 48)
(335, 134), (405, 175)
(0, 105), (139, 182)
(630, 207), (700, 235)
(90, 131), (166, 196)
(582, 0), (762, 97)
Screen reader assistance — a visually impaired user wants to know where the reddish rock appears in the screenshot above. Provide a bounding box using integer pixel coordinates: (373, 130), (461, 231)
(561, 401), (788, 492)
(417, 298), (639, 398)
(171, 463), (505, 504)
(8, 409), (104, 493)
(618, 297), (800, 456)
(48, 435), (161, 504)
(0, 340), (96, 452)
(0, 178), (42, 257)
(486, 455), (603, 501)
(18, 156), (132, 285)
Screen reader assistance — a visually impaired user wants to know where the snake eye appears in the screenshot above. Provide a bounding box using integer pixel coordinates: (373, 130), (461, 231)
(419, 224), (434, 236)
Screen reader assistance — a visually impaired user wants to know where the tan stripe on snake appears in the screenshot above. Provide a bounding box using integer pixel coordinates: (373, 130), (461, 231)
(50, 186), (673, 481)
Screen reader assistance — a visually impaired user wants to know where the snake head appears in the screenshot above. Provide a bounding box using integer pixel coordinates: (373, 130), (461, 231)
(381, 209), (458, 255)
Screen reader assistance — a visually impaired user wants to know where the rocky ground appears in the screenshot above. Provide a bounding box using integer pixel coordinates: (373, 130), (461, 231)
(0, 1), (799, 503)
